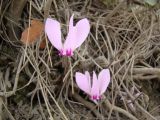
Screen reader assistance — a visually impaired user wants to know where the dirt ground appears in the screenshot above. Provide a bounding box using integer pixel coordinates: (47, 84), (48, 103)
(0, 0), (160, 120)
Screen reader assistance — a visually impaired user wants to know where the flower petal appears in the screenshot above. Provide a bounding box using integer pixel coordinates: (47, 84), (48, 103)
(91, 71), (99, 97)
(64, 15), (90, 51)
(85, 71), (91, 84)
(64, 14), (76, 51)
(75, 72), (91, 95)
(45, 18), (62, 50)
(74, 18), (90, 49)
(98, 69), (110, 95)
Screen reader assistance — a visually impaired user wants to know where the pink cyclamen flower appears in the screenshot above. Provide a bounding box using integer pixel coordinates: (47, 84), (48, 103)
(45, 14), (90, 56)
(75, 69), (110, 101)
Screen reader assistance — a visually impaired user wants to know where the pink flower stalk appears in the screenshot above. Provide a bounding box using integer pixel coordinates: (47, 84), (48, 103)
(75, 69), (110, 101)
(45, 14), (90, 56)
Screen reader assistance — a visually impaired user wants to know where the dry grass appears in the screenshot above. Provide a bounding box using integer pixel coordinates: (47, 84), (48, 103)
(0, 0), (160, 120)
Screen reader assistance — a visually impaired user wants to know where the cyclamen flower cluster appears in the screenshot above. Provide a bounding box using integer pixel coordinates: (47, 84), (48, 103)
(45, 14), (90, 56)
(45, 14), (110, 102)
(75, 69), (110, 101)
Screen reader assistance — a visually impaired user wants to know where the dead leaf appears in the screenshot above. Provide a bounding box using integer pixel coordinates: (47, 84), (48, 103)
(20, 19), (45, 47)
(39, 38), (46, 49)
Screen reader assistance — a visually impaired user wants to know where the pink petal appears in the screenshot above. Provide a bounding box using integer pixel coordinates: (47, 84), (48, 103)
(64, 15), (90, 51)
(45, 18), (62, 50)
(75, 72), (91, 95)
(98, 69), (110, 95)
(85, 71), (91, 84)
(69, 14), (74, 30)
(74, 18), (90, 49)
(91, 71), (99, 97)
(64, 14), (76, 51)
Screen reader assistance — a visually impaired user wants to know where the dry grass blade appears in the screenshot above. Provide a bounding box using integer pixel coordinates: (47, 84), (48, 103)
(7, 0), (27, 41)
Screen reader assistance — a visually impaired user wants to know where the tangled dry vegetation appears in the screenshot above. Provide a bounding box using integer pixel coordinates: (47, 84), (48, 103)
(0, 0), (160, 120)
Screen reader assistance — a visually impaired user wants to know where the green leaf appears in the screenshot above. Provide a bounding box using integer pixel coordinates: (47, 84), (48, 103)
(144, 0), (157, 6)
